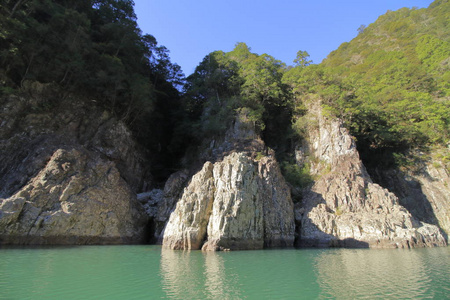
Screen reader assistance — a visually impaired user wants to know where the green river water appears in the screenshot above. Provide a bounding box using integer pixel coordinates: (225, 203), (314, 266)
(0, 245), (448, 299)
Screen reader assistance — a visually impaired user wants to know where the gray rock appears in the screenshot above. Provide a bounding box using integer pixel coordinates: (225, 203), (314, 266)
(163, 152), (295, 251)
(0, 148), (147, 245)
(371, 150), (450, 243)
(0, 90), (150, 245)
(296, 102), (447, 248)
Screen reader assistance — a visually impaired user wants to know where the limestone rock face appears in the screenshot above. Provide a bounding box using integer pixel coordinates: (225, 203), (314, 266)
(371, 151), (450, 243)
(0, 91), (150, 198)
(0, 90), (150, 245)
(163, 152), (295, 251)
(162, 163), (215, 250)
(296, 105), (447, 248)
(258, 156), (296, 248)
(0, 148), (147, 245)
(202, 154), (263, 251)
(156, 170), (190, 226)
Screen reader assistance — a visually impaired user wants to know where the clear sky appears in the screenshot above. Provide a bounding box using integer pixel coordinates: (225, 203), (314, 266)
(133, 0), (434, 76)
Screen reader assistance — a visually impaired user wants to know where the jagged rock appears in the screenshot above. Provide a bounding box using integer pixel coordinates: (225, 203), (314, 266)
(258, 155), (296, 247)
(201, 154), (264, 251)
(0, 148), (147, 245)
(371, 150), (450, 243)
(162, 162), (215, 250)
(0, 92), (150, 198)
(163, 152), (295, 251)
(138, 189), (163, 218)
(296, 103), (447, 248)
(0, 90), (151, 245)
(156, 169), (190, 223)
(199, 109), (265, 163)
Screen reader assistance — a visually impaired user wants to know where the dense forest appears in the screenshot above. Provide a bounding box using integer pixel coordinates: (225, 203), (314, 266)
(0, 0), (186, 178)
(1, 0), (449, 182)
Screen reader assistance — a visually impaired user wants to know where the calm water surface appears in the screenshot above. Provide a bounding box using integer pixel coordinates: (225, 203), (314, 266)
(0, 245), (448, 299)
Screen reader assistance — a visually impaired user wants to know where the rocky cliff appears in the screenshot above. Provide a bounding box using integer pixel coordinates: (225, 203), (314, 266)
(1, 86), (448, 248)
(370, 150), (450, 243)
(0, 85), (149, 244)
(294, 102), (447, 248)
(161, 113), (295, 250)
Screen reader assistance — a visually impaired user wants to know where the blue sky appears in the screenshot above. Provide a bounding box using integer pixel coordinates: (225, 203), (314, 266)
(133, 0), (434, 76)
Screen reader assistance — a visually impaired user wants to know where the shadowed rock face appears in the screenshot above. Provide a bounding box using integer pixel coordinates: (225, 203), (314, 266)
(0, 91), (150, 199)
(0, 90), (149, 245)
(162, 152), (295, 251)
(0, 148), (147, 245)
(370, 155), (450, 244)
(296, 103), (447, 248)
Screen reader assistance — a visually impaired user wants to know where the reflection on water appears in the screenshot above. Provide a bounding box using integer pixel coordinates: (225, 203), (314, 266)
(160, 247), (449, 299)
(0, 245), (448, 299)
(315, 247), (450, 299)
(160, 249), (242, 299)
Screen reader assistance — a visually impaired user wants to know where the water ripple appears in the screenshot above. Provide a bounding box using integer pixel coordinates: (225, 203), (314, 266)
(0, 246), (448, 299)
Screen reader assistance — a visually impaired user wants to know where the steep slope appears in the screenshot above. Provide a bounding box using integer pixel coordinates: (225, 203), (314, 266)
(371, 152), (450, 242)
(283, 0), (449, 247)
(295, 102), (446, 248)
(283, 0), (449, 158)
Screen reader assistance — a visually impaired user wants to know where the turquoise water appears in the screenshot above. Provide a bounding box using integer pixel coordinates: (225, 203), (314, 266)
(0, 246), (449, 299)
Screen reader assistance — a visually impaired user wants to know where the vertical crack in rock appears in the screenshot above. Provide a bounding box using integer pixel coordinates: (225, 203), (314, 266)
(162, 152), (296, 251)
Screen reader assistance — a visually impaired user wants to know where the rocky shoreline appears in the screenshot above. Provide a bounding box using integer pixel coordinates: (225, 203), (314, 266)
(0, 92), (448, 249)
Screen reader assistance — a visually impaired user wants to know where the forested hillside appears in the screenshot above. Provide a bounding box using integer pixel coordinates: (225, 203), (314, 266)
(283, 0), (449, 170)
(1, 0), (448, 176)
(182, 43), (292, 150)
(0, 0), (186, 178)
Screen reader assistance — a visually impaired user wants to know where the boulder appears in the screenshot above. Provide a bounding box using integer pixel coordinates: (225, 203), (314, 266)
(0, 148), (147, 245)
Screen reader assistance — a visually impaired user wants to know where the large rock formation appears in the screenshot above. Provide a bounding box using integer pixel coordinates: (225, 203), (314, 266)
(163, 152), (295, 251)
(0, 86), (149, 244)
(162, 111), (295, 250)
(0, 85), (150, 198)
(295, 103), (447, 248)
(371, 149), (450, 243)
(0, 148), (147, 244)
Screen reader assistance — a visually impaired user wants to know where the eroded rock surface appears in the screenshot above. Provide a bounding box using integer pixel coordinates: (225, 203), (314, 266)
(0, 90), (150, 198)
(163, 152), (295, 251)
(296, 104), (447, 248)
(0, 148), (147, 244)
(0, 89), (150, 245)
(371, 150), (450, 243)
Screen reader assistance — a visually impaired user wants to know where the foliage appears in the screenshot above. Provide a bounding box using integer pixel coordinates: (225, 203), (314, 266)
(283, 0), (449, 168)
(183, 43), (293, 148)
(293, 50), (312, 67)
(0, 0), (184, 123)
(280, 161), (313, 188)
(0, 0), (186, 180)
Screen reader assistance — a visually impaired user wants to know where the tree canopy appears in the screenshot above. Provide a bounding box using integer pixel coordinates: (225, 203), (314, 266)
(0, 0), (184, 122)
(283, 0), (449, 167)
(182, 43), (293, 149)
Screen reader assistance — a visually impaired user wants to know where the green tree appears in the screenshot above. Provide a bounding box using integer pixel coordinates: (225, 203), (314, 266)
(293, 50), (312, 67)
